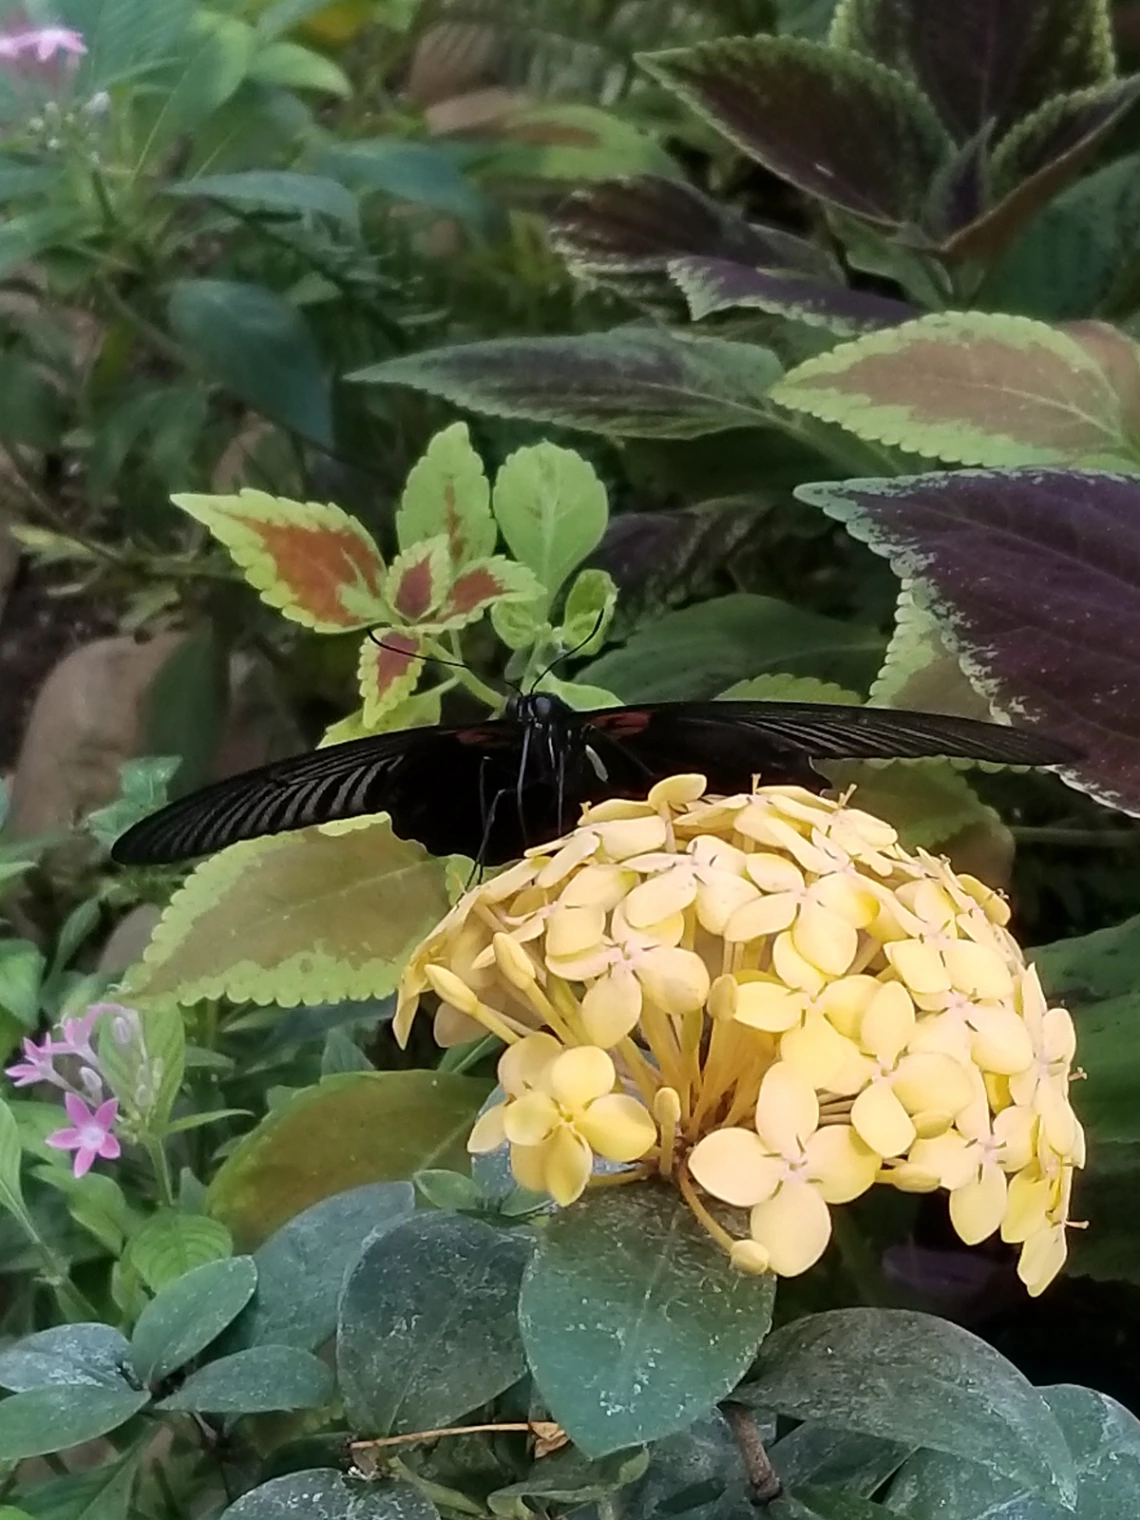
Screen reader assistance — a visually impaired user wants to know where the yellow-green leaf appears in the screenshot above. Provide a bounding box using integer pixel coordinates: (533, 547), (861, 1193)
(208, 1071), (492, 1247)
(123, 822), (454, 1007)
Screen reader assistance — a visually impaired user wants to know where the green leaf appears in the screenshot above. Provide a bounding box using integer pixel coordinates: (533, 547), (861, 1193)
(489, 1448), (650, 1517)
(413, 1169), (485, 1212)
(134, 12), (254, 160)
(492, 443), (608, 607)
(582, 593), (882, 700)
(0, 1326), (132, 1392)
(207, 1073), (490, 1247)
(337, 1212), (530, 1434)
(33, 1166), (136, 1256)
(771, 313), (1140, 468)
(168, 279), (332, 447)
(318, 139), (493, 228)
(88, 757), (181, 852)
(559, 569), (618, 654)
(519, 1183), (776, 1458)
(355, 332), (783, 440)
(123, 821), (453, 1008)
(882, 1383), (1140, 1518)
(96, 1004), (185, 1130)
(248, 40), (351, 96)
(165, 171), (359, 229)
(0, 942), (45, 1027)
(475, 103), (676, 184)
(122, 1210), (233, 1292)
(157, 1344), (333, 1413)
(396, 422), (494, 564)
(221, 1471), (439, 1520)
(0, 1099), (30, 1230)
(13, 1448), (141, 1520)
(130, 1256), (257, 1384)
(618, 1411), (751, 1520)
(741, 1309), (1076, 1507)
(771, 1422), (910, 1497)
(235, 1182), (415, 1350)
(0, 1387), (149, 1462)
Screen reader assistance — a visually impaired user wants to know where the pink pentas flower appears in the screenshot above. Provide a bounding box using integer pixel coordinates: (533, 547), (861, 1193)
(52, 1004), (112, 1063)
(0, 25), (85, 61)
(46, 1094), (120, 1178)
(5, 1034), (62, 1089)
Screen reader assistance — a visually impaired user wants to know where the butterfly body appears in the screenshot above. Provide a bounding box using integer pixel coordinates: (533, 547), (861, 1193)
(111, 694), (1075, 869)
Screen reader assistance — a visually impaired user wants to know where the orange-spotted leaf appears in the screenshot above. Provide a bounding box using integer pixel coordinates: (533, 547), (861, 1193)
(357, 629), (425, 727)
(434, 557), (544, 631)
(396, 422), (495, 568)
(385, 536), (450, 624)
(172, 489), (388, 632)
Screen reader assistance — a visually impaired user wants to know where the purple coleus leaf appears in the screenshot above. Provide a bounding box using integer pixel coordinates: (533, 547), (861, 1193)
(831, 0), (1114, 143)
(795, 467), (1140, 815)
(670, 255), (914, 336)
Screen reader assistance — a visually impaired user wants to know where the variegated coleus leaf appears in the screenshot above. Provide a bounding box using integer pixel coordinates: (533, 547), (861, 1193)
(395, 421), (495, 569)
(796, 466), (1140, 817)
(670, 255), (913, 336)
(357, 629), (425, 728)
(173, 489), (387, 632)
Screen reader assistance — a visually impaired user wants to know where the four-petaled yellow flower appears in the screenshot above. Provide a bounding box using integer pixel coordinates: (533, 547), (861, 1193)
(396, 776), (1084, 1296)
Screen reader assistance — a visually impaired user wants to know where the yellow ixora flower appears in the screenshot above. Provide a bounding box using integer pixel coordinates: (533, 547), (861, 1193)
(396, 777), (1084, 1295)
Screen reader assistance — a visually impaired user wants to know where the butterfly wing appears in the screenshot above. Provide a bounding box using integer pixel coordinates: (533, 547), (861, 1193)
(110, 720), (539, 867)
(578, 701), (1076, 795)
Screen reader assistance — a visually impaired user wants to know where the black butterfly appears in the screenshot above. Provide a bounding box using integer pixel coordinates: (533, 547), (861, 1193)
(110, 691), (1075, 869)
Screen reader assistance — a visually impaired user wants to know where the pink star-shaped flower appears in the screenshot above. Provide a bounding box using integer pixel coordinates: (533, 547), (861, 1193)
(5, 1035), (61, 1088)
(46, 1095), (120, 1178)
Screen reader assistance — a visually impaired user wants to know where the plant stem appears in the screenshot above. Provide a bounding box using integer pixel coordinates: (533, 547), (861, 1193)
(426, 636), (505, 713)
(96, 278), (186, 367)
(439, 1034), (499, 1074)
(146, 1137), (176, 1208)
(722, 1403), (781, 1505)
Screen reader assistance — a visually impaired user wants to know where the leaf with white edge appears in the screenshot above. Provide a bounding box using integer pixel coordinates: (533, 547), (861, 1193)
(640, 37), (951, 228)
(740, 1309), (1077, 1507)
(122, 1210), (233, 1293)
(207, 1072), (491, 1248)
(829, 0), (1114, 143)
(772, 313), (1140, 468)
(173, 489), (387, 632)
(493, 444), (609, 608)
(354, 332), (783, 439)
(583, 593), (882, 700)
(670, 256), (913, 335)
(396, 422), (494, 566)
(233, 1182), (414, 1350)
(157, 1345), (333, 1413)
(357, 631), (424, 728)
(338, 1212), (530, 1434)
(882, 1383), (1140, 1518)
(131, 1256), (257, 1385)
(221, 1470), (440, 1520)
(123, 821), (454, 1008)
(165, 171), (360, 229)
(0, 1387), (150, 1462)
(168, 279), (332, 446)
(520, 1183), (775, 1458)
(0, 1325), (132, 1392)
(871, 588), (997, 722)
(796, 466), (1140, 815)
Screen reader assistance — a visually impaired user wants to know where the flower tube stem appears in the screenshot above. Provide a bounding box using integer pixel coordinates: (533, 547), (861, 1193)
(676, 1160), (737, 1255)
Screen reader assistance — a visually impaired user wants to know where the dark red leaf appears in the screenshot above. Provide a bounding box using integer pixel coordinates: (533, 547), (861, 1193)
(797, 467), (1140, 814)
(832, 0), (1114, 142)
(641, 36), (951, 228)
(671, 255), (914, 335)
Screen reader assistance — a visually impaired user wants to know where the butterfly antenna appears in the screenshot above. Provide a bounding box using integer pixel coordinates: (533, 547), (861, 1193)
(530, 607), (608, 690)
(365, 629), (522, 698)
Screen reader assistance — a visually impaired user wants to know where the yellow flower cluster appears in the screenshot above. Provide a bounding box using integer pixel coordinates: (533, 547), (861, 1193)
(396, 777), (1084, 1295)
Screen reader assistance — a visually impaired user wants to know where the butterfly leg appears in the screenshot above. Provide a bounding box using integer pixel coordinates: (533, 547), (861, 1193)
(467, 783), (510, 887)
(515, 720), (533, 841)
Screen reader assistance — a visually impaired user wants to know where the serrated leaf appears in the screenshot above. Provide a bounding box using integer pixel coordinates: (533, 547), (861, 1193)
(640, 36), (951, 228)
(396, 422), (494, 566)
(559, 569), (618, 654)
(773, 313), (1140, 467)
(123, 821), (454, 1008)
(796, 466), (1140, 815)
(157, 1345), (333, 1413)
(354, 331), (783, 440)
(168, 279), (332, 446)
(670, 255), (912, 336)
(338, 1212), (530, 1434)
(207, 1072), (490, 1247)
(123, 1210), (233, 1292)
(130, 1256), (257, 1384)
(519, 1183), (775, 1458)
(741, 1308), (1076, 1507)
(870, 589), (996, 721)
(357, 631), (424, 727)
(830, 0), (1114, 142)
(172, 488), (387, 632)
(435, 559), (544, 631)
(165, 170), (359, 229)
(493, 443), (609, 607)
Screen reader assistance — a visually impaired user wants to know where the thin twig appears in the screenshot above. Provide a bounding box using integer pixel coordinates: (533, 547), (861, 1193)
(723, 1403), (782, 1506)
